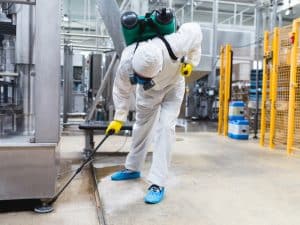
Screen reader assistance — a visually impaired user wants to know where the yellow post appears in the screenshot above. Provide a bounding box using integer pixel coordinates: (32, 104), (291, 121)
(218, 46), (225, 135)
(269, 27), (280, 149)
(287, 19), (300, 154)
(260, 31), (269, 147)
(223, 44), (232, 136)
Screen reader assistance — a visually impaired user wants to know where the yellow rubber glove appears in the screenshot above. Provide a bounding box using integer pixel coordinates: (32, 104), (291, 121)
(106, 120), (123, 135)
(180, 63), (193, 77)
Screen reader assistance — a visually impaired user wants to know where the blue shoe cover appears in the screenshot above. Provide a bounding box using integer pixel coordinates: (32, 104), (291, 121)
(111, 169), (140, 181)
(144, 185), (165, 204)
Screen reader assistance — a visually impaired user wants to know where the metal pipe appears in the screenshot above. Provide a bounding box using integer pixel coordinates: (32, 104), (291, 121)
(23, 5), (34, 135)
(96, 0), (125, 57)
(191, 0), (194, 21)
(62, 122), (84, 126)
(60, 112), (87, 117)
(253, 5), (261, 139)
(61, 43), (111, 49)
(233, 3), (237, 25)
(0, 0), (35, 5)
(271, 0), (278, 30)
(218, 0), (255, 7)
(69, 47), (111, 52)
(83, 0), (87, 33)
(67, 112), (86, 117)
(61, 33), (110, 38)
(278, 13), (282, 27)
(63, 46), (73, 124)
(95, 7), (100, 50)
(88, 0), (91, 33)
(209, 0), (218, 88)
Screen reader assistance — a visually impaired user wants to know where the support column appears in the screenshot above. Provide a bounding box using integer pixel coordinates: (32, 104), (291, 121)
(209, 0), (218, 88)
(35, 0), (61, 143)
(254, 6), (263, 139)
(63, 46), (73, 124)
(271, 0), (278, 30)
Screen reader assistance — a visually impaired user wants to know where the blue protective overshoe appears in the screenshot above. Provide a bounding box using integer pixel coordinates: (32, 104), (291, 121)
(111, 169), (141, 181)
(144, 185), (165, 204)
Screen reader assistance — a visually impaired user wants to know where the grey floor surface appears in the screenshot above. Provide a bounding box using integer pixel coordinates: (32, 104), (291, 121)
(1, 121), (300, 225)
(93, 132), (300, 225)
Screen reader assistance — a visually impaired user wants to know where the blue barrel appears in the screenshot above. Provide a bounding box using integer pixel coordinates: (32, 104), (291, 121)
(228, 120), (249, 140)
(229, 101), (245, 121)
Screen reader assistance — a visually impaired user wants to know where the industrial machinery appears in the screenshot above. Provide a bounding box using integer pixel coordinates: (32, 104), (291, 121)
(187, 76), (218, 121)
(0, 1), (60, 201)
(0, 38), (22, 135)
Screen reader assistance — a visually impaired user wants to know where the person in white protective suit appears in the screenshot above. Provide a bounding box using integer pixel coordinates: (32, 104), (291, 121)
(106, 22), (202, 204)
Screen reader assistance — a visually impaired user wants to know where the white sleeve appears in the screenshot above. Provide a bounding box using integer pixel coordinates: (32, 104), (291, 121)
(165, 22), (203, 66)
(112, 48), (135, 122)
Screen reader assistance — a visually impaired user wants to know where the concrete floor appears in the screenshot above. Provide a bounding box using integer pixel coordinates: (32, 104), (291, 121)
(94, 132), (300, 225)
(0, 144), (100, 225)
(2, 121), (300, 225)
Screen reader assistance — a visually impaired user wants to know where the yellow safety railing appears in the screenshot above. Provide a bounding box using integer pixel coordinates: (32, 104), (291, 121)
(269, 27), (280, 149)
(218, 46), (225, 135)
(224, 44), (232, 136)
(261, 31), (274, 148)
(287, 19), (300, 154)
(218, 44), (232, 136)
(273, 25), (292, 149)
(260, 31), (270, 146)
(260, 18), (300, 154)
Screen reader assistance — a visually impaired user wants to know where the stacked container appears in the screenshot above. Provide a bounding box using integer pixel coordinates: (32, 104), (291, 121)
(228, 101), (249, 140)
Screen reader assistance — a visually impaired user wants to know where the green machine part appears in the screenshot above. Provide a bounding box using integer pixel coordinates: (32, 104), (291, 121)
(122, 13), (176, 46)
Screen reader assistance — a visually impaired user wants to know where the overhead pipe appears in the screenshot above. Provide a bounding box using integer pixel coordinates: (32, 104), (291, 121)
(0, 0), (35, 5)
(61, 43), (111, 48)
(61, 33), (110, 38)
(67, 47), (112, 52)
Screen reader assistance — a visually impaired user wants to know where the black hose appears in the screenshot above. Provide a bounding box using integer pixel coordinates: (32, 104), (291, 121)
(47, 131), (113, 205)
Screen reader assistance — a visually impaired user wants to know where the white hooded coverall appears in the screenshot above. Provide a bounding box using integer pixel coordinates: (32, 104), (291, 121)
(113, 23), (202, 187)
